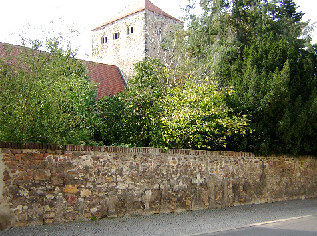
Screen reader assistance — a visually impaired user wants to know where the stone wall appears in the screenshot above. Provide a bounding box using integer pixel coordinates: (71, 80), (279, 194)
(92, 11), (146, 79)
(0, 143), (316, 228)
(145, 9), (183, 67)
(92, 9), (183, 79)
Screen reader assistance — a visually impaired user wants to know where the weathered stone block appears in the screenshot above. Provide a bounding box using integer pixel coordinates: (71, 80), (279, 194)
(80, 189), (92, 198)
(0, 212), (12, 230)
(67, 195), (77, 204)
(63, 185), (78, 194)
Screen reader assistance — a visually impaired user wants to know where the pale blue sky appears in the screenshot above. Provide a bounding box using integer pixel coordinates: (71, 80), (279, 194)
(0, 0), (315, 60)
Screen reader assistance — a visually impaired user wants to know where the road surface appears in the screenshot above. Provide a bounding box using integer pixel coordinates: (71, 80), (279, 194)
(198, 214), (317, 235)
(1, 198), (317, 235)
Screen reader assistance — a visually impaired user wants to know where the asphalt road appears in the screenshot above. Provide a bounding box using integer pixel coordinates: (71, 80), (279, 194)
(1, 198), (317, 236)
(198, 215), (317, 236)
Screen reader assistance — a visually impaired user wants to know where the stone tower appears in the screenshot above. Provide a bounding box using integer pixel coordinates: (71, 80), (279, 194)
(92, 0), (183, 79)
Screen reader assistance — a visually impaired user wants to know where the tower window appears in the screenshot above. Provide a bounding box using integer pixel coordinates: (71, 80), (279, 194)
(113, 32), (120, 39)
(156, 26), (162, 35)
(127, 26), (134, 35)
(101, 36), (107, 44)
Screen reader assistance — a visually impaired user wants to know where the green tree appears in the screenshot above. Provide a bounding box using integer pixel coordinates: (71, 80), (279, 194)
(0, 39), (97, 144)
(97, 58), (249, 150)
(158, 77), (249, 150)
(96, 59), (169, 147)
(185, 0), (309, 84)
(184, 0), (317, 155)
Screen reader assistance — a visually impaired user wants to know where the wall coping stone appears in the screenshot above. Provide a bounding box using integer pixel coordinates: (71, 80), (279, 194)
(0, 141), (315, 159)
(0, 141), (253, 156)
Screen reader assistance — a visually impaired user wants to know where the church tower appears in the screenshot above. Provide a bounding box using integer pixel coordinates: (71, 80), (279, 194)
(92, 0), (183, 79)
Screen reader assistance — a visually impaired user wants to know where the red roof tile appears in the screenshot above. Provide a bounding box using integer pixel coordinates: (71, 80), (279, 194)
(85, 61), (126, 99)
(0, 42), (126, 99)
(93, 0), (182, 31)
(0, 42), (25, 62)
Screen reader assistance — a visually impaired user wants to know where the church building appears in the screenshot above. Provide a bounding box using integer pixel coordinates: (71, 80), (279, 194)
(92, 0), (183, 79)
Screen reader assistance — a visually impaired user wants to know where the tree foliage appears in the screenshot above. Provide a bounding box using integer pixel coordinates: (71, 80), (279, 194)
(0, 40), (97, 144)
(97, 58), (249, 150)
(183, 0), (317, 155)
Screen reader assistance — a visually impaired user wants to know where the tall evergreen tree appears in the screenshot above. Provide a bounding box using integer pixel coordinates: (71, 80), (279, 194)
(185, 0), (317, 155)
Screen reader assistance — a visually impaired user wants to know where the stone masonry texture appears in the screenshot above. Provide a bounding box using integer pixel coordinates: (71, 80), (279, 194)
(92, 11), (146, 79)
(145, 9), (182, 66)
(92, 8), (183, 79)
(0, 142), (316, 228)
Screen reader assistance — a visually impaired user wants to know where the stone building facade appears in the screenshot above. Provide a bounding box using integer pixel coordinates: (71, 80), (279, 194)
(92, 0), (183, 79)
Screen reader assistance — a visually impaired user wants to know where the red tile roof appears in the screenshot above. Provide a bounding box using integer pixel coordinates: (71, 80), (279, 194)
(0, 42), (126, 99)
(93, 0), (182, 31)
(0, 42), (25, 63)
(85, 61), (126, 99)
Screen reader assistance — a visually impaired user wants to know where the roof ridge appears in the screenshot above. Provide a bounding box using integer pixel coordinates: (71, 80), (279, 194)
(145, 0), (177, 21)
(0, 42), (126, 98)
(92, 0), (181, 31)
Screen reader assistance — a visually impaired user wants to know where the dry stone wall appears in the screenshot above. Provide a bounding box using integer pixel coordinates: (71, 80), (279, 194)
(0, 143), (316, 228)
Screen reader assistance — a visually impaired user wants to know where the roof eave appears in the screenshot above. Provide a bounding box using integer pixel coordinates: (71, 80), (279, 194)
(92, 8), (183, 32)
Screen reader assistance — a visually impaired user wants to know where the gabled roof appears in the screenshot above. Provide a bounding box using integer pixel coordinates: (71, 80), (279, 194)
(0, 42), (126, 99)
(0, 42), (29, 63)
(85, 61), (126, 99)
(93, 0), (182, 31)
